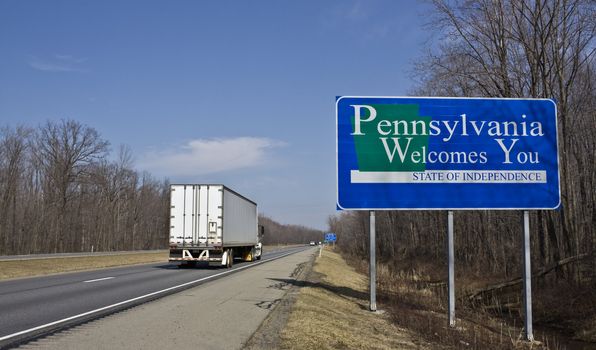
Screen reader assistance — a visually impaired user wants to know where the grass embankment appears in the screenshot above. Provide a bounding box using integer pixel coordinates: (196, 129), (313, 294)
(280, 247), (429, 350)
(0, 252), (168, 280)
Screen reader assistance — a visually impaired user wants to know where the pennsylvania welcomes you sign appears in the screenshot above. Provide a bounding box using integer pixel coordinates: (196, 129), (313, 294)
(336, 97), (560, 210)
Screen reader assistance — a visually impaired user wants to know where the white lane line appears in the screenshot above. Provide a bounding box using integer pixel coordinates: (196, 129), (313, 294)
(0, 248), (306, 343)
(83, 277), (115, 283)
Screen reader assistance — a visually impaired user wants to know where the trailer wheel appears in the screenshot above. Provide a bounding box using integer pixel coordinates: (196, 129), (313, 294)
(244, 248), (253, 262)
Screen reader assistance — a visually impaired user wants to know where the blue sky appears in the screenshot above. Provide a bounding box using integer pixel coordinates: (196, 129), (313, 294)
(0, 0), (433, 230)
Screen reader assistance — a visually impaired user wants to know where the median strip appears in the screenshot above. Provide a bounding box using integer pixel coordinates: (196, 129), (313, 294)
(0, 252), (168, 280)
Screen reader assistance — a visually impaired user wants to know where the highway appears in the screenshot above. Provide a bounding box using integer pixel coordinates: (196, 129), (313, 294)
(0, 246), (311, 349)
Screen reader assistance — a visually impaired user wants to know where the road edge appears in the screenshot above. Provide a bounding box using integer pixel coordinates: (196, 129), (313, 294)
(243, 248), (317, 349)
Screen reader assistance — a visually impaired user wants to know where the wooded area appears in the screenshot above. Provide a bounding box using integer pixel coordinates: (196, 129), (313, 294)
(259, 214), (323, 245)
(0, 119), (323, 255)
(334, 0), (594, 287)
(331, 0), (594, 342)
(0, 120), (170, 255)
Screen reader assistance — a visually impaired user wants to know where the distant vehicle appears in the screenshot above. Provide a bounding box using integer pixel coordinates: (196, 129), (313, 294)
(168, 184), (263, 268)
(309, 241), (316, 246)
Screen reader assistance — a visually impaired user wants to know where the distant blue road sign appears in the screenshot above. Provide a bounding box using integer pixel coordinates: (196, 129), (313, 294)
(336, 97), (560, 210)
(325, 233), (337, 242)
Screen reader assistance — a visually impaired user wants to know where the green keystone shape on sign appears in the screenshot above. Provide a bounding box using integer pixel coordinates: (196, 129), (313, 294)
(351, 104), (430, 172)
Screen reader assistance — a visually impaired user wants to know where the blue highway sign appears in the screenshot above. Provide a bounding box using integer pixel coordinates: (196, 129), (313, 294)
(325, 233), (337, 242)
(336, 97), (560, 210)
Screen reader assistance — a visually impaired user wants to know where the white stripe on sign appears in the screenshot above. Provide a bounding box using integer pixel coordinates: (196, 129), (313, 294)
(351, 170), (547, 184)
(83, 277), (115, 283)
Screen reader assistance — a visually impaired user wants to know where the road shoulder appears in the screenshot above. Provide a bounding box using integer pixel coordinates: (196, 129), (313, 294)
(18, 248), (316, 350)
(243, 250), (316, 349)
(265, 247), (431, 350)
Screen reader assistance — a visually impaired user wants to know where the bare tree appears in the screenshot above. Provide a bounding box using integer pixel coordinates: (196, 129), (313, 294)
(0, 126), (32, 253)
(259, 214), (323, 245)
(0, 119), (170, 256)
(33, 120), (109, 252)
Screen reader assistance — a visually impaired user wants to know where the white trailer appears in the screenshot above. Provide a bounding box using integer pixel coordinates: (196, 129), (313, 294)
(168, 184), (263, 267)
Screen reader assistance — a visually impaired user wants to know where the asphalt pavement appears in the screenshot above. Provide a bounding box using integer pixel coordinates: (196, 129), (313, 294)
(0, 246), (312, 349)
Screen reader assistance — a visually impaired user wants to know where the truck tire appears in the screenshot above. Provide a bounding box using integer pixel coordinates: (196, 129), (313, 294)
(244, 247), (254, 262)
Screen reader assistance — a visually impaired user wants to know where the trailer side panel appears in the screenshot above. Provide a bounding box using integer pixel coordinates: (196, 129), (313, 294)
(222, 188), (257, 246)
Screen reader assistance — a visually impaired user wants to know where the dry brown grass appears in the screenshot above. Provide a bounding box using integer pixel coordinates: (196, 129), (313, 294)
(279, 248), (430, 350)
(0, 252), (168, 280)
(372, 259), (577, 350)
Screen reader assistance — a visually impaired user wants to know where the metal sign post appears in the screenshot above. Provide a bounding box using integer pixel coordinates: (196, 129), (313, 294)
(448, 211), (455, 327)
(369, 210), (377, 311)
(522, 211), (533, 341)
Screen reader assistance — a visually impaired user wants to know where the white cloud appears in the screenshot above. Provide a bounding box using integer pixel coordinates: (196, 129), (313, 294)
(139, 137), (285, 177)
(27, 54), (87, 72)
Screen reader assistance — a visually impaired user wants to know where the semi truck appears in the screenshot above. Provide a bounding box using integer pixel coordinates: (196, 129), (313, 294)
(168, 184), (263, 267)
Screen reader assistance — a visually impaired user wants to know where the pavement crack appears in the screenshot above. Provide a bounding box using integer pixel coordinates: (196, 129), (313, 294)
(255, 299), (281, 310)
(290, 262), (307, 278)
(268, 282), (290, 290)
